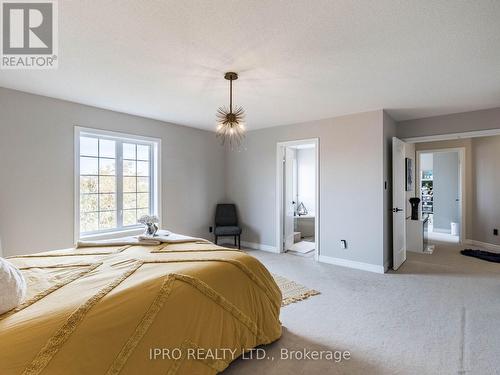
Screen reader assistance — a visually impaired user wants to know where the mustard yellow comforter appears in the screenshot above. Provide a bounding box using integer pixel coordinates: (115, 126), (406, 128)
(0, 241), (282, 374)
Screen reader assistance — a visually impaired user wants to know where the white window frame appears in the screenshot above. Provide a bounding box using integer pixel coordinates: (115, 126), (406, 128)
(74, 126), (161, 241)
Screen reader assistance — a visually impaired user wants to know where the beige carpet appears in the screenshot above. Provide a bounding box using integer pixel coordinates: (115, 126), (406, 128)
(224, 241), (500, 374)
(273, 274), (320, 306)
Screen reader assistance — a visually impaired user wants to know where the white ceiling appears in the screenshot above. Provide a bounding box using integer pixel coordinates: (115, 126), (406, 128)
(1, 0), (500, 131)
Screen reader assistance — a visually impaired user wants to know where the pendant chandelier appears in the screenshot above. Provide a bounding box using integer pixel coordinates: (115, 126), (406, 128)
(216, 72), (245, 149)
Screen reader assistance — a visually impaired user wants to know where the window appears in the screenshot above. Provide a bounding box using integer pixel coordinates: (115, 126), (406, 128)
(75, 127), (160, 239)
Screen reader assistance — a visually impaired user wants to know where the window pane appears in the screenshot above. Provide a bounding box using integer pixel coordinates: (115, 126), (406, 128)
(99, 158), (115, 175)
(123, 193), (137, 209)
(80, 137), (98, 157)
(137, 193), (149, 209)
(80, 212), (98, 233)
(99, 139), (115, 158)
(99, 194), (116, 210)
(80, 194), (98, 212)
(137, 145), (150, 161)
(123, 143), (136, 159)
(80, 176), (98, 193)
(123, 177), (136, 193)
(137, 161), (149, 176)
(80, 157), (98, 175)
(137, 208), (150, 219)
(78, 133), (156, 237)
(137, 177), (149, 192)
(123, 160), (136, 176)
(99, 211), (116, 230)
(99, 176), (116, 193)
(123, 209), (137, 226)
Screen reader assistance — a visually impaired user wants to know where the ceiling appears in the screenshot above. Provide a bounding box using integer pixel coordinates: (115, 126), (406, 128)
(1, 0), (500, 131)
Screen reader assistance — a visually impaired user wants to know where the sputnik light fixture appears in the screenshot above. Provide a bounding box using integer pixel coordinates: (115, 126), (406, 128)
(216, 72), (245, 149)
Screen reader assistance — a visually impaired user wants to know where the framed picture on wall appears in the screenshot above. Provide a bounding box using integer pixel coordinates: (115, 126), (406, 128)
(405, 157), (413, 191)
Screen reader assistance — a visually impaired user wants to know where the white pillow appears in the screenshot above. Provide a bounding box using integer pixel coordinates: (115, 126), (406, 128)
(0, 257), (27, 315)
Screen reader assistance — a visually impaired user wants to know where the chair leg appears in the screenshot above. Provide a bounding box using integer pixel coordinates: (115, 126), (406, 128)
(234, 236), (237, 246)
(214, 235), (218, 245)
(238, 235), (241, 249)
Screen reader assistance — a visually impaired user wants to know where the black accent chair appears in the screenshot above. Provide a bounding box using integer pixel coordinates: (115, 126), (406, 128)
(214, 204), (242, 249)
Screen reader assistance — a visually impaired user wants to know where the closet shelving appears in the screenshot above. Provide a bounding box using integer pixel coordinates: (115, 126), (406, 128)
(421, 170), (433, 214)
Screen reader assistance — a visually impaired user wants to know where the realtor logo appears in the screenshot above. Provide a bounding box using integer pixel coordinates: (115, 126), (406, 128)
(1, 0), (58, 69)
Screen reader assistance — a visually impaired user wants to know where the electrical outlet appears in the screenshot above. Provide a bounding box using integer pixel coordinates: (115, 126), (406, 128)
(340, 240), (347, 249)
(494, 229), (498, 236)
(209, 226), (213, 233)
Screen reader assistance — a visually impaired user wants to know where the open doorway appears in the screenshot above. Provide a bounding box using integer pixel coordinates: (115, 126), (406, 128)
(276, 139), (319, 259)
(395, 131), (500, 270)
(416, 149), (464, 244)
(392, 139), (464, 269)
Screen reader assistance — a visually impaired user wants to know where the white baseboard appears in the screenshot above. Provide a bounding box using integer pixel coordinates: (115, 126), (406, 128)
(464, 239), (500, 252)
(219, 239), (278, 253)
(219, 240), (385, 272)
(318, 255), (385, 274)
(242, 240), (278, 253)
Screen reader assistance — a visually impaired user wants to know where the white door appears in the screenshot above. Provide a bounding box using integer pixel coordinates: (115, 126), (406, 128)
(456, 155), (462, 237)
(392, 137), (407, 270)
(284, 147), (296, 250)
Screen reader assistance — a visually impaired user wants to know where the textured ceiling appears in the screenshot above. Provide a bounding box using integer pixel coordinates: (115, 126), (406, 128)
(1, 0), (500, 131)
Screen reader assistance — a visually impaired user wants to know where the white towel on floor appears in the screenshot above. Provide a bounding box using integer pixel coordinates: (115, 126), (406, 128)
(0, 257), (27, 315)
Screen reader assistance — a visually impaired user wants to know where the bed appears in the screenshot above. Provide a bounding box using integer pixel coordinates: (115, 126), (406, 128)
(0, 239), (282, 374)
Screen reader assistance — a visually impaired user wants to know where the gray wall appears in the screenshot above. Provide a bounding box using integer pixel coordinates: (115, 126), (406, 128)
(420, 153), (433, 171)
(0, 88), (225, 256)
(225, 110), (386, 267)
(296, 147), (315, 215)
(471, 136), (500, 245)
(401, 105), (500, 245)
(413, 135), (500, 245)
(404, 142), (416, 217)
(397, 107), (500, 139)
(432, 152), (459, 232)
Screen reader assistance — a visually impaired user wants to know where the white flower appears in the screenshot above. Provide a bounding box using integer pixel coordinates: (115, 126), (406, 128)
(138, 215), (159, 225)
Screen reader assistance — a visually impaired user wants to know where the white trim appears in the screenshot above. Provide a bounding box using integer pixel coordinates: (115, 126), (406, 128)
(403, 128), (500, 144)
(218, 239), (277, 253)
(276, 138), (320, 260)
(74, 126), (161, 243)
(318, 255), (385, 274)
(415, 147), (466, 243)
(154, 142), (162, 228)
(241, 240), (277, 252)
(464, 239), (500, 252)
(74, 129), (80, 243)
(75, 126), (162, 144)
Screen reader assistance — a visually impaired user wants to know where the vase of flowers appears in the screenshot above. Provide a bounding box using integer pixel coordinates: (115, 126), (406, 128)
(138, 215), (159, 237)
